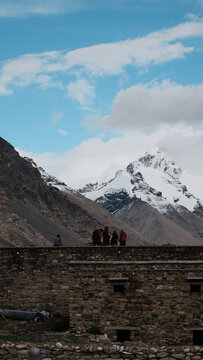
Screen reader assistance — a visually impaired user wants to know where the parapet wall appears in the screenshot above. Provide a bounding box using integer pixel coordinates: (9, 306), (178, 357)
(0, 246), (203, 265)
(0, 246), (203, 346)
(0, 245), (203, 265)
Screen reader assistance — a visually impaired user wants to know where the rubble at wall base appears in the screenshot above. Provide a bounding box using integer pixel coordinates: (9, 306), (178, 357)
(0, 342), (203, 360)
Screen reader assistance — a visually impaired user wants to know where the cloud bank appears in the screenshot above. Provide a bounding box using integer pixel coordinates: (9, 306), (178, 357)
(18, 125), (203, 191)
(105, 80), (203, 131)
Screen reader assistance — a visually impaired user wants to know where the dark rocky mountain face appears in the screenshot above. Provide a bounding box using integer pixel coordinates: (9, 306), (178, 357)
(0, 137), (150, 247)
(96, 190), (132, 214)
(193, 202), (203, 218)
(0, 137), (91, 246)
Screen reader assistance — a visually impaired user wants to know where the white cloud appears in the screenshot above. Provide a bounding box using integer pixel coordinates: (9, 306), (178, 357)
(0, 51), (64, 95)
(0, 20), (203, 95)
(58, 129), (68, 136)
(17, 125), (203, 192)
(34, 74), (63, 89)
(158, 127), (203, 177)
(51, 112), (63, 125)
(105, 80), (203, 131)
(66, 78), (95, 108)
(63, 21), (203, 75)
(0, 83), (12, 95)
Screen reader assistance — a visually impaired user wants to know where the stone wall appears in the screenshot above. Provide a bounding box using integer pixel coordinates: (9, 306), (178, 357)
(0, 246), (203, 345)
(0, 248), (70, 313)
(0, 341), (203, 360)
(69, 262), (203, 345)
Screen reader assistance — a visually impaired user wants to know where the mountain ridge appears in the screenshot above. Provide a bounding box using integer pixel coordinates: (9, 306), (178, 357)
(0, 137), (150, 247)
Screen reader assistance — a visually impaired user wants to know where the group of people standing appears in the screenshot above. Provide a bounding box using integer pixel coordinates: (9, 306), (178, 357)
(92, 227), (127, 246)
(53, 228), (127, 247)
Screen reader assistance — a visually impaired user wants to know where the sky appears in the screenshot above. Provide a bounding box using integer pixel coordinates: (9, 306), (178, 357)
(0, 0), (203, 188)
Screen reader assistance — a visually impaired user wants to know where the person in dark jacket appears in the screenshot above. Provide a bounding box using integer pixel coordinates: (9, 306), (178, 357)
(54, 234), (62, 246)
(119, 229), (127, 246)
(111, 230), (118, 246)
(103, 226), (110, 246)
(92, 229), (102, 246)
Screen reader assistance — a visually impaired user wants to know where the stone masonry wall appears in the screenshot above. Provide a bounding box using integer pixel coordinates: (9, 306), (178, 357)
(0, 246), (203, 345)
(68, 262), (203, 345)
(0, 341), (203, 360)
(0, 248), (70, 313)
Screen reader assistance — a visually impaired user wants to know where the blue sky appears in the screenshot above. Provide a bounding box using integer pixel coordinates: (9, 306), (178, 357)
(0, 0), (203, 187)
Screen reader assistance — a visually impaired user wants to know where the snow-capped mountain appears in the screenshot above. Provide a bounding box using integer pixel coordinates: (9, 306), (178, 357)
(20, 148), (203, 245)
(79, 149), (202, 216)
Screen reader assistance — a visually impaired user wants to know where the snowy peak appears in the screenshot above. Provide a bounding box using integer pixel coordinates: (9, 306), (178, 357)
(128, 149), (182, 180)
(80, 149), (201, 215)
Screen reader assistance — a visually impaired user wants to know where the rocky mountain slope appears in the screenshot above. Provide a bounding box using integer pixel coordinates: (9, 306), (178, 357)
(0, 137), (150, 247)
(117, 198), (203, 245)
(79, 149), (203, 245)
